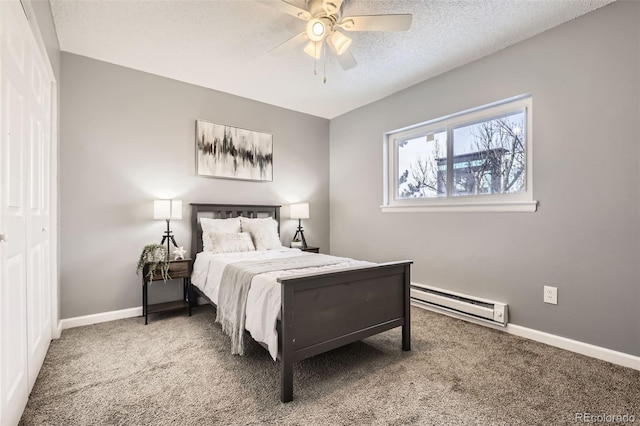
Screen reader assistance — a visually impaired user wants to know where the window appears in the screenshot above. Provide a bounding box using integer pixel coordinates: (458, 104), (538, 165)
(383, 96), (536, 213)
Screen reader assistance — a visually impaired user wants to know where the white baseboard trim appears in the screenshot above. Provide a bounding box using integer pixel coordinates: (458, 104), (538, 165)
(412, 302), (639, 371)
(59, 301), (211, 331)
(53, 320), (62, 339)
(506, 324), (639, 371)
(60, 306), (142, 330)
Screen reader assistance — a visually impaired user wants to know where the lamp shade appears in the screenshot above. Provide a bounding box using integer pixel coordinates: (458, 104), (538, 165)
(154, 199), (182, 220)
(290, 203), (309, 220)
(303, 41), (322, 59)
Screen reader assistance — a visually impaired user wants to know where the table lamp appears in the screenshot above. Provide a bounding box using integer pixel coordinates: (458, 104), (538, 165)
(154, 199), (182, 258)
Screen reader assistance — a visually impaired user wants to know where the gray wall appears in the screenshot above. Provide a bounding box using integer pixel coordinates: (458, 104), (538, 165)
(60, 53), (330, 318)
(330, 2), (640, 356)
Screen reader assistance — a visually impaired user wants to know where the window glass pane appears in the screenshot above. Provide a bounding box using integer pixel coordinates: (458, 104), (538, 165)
(452, 111), (526, 196)
(396, 131), (447, 199)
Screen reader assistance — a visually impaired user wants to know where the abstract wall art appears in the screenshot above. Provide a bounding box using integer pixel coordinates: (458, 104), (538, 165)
(196, 120), (273, 181)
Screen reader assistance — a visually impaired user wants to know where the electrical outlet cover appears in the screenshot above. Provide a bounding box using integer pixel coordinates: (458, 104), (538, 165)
(544, 286), (558, 305)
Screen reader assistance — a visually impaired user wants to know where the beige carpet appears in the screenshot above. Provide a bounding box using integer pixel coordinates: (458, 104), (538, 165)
(20, 306), (638, 425)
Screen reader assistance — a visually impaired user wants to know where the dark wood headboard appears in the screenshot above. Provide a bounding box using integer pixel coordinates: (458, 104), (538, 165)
(190, 203), (281, 256)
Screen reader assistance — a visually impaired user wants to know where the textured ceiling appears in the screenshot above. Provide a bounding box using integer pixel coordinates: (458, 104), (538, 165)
(50, 0), (615, 119)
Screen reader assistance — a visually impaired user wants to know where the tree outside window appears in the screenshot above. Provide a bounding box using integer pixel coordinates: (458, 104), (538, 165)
(396, 111), (526, 199)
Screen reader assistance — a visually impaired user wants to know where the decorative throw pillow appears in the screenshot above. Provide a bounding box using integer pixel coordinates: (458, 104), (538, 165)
(200, 217), (241, 251)
(207, 232), (255, 254)
(240, 217), (282, 251)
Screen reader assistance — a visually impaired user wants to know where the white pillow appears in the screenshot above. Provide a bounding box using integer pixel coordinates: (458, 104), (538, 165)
(240, 217), (282, 251)
(200, 217), (241, 251)
(207, 232), (255, 254)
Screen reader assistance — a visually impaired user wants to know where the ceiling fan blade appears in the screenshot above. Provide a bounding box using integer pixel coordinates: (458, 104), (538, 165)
(268, 31), (308, 56)
(339, 14), (412, 32)
(257, 0), (311, 21)
(322, 0), (343, 15)
(336, 48), (357, 70)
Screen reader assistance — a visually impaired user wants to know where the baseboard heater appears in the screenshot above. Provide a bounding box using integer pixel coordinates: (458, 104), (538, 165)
(410, 283), (508, 326)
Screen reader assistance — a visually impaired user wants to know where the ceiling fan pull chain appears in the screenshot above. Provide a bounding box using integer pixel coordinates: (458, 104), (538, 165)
(323, 39), (327, 83)
(313, 42), (318, 75)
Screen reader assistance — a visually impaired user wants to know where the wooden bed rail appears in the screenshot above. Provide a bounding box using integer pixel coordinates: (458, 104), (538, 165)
(277, 260), (412, 402)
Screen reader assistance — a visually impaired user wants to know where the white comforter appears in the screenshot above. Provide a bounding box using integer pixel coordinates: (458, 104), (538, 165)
(191, 247), (373, 360)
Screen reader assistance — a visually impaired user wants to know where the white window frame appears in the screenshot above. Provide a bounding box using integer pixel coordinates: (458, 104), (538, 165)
(382, 95), (537, 213)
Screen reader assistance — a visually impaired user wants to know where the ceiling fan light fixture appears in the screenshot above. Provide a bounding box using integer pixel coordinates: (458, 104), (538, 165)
(312, 21), (324, 36)
(306, 18), (327, 42)
(303, 40), (323, 59)
(329, 30), (352, 55)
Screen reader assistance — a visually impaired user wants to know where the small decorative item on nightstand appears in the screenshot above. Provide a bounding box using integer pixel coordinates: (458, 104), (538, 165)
(172, 246), (187, 260)
(136, 244), (170, 282)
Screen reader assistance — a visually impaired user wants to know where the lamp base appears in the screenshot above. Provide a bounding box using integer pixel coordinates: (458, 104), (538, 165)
(292, 219), (307, 249)
(160, 219), (179, 260)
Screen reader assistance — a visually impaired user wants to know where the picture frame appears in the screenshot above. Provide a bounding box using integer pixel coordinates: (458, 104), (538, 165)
(195, 120), (273, 182)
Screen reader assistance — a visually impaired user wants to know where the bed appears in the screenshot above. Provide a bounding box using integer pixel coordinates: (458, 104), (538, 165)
(189, 203), (412, 402)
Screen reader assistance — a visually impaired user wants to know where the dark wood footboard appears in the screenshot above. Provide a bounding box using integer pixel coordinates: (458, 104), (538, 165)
(277, 260), (412, 402)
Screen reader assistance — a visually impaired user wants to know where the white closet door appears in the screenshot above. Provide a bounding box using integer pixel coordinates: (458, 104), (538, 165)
(0, 1), (30, 424)
(25, 28), (52, 390)
(0, 1), (54, 424)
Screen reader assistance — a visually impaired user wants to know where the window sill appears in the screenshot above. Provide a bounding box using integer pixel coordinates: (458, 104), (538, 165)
(380, 200), (538, 213)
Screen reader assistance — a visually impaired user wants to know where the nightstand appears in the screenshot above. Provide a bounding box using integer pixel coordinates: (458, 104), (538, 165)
(142, 258), (192, 325)
(300, 247), (319, 253)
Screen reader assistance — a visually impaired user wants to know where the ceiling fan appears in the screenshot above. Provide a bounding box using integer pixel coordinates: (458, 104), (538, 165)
(262, 0), (412, 75)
